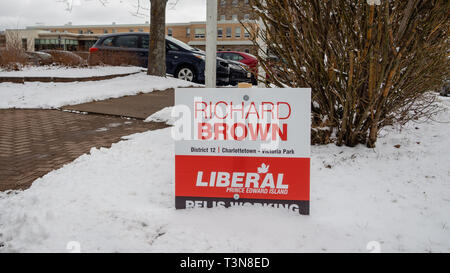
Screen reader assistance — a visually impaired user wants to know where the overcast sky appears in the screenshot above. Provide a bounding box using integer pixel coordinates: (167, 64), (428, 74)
(0, 0), (207, 30)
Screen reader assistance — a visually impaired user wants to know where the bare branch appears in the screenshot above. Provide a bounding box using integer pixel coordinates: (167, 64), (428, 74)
(249, 0), (450, 148)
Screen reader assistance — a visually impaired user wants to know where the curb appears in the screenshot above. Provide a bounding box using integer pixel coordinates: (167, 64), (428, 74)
(0, 71), (142, 84)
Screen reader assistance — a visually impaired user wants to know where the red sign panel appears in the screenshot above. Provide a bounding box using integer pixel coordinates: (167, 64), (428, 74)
(175, 155), (310, 214)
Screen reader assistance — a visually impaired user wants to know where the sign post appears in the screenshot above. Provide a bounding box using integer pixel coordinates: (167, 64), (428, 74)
(257, 0), (267, 88)
(174, 88), (311, 215)
(205, 0), (217, 88)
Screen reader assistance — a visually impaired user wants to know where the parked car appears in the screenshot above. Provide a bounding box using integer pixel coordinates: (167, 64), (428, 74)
(217, 51), (258, 73)
(89, 33), (230, 85)
(228, 60), (253, 86)
(25, 51), (53, 66)
(218, 51), (258, 85)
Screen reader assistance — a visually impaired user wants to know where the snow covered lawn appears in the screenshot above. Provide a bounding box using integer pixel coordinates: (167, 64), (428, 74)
(0, 66), (143, 78)
(145, 107), (176, 125)
(0, 97), (449, 253)
(0, 73), (199, 109)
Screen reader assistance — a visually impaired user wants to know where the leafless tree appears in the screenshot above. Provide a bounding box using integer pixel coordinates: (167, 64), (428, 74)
(249, 0), (449, 148)
(130, 0), (181, 76)
(59, 0), (179, 77)
(147, 0), (168, 77)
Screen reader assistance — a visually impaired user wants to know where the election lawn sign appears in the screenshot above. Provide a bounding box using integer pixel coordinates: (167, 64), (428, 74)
(173, 88), (311, 215)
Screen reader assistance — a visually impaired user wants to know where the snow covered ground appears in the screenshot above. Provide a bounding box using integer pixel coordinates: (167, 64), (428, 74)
(0, 97), (449, 253)
(0, 66), (143, 78)
(144, 107), (175, 125)
(0, 73), (199, 109)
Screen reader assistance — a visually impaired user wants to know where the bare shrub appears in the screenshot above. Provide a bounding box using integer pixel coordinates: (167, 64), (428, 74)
(41, 50), (87, 67)
(73, 51), (89, 61)
(249, 0), (450, 147)
(0, 31), (28, 70)
(88, 50), (142, 67)
(0, 48), (28, 70)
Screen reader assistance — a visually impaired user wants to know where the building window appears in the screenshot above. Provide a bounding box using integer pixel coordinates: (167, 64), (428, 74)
(220, 0), (226, 6)
(112, 29), (117, 33)
(244, 14), (250, 20)
(138, 29), (144, 32)
(217, 28), (223, 38)
(220, 15), (226, 21)
(194, 28), (205, 38)
(129, 29), (134, 32)
(245, 0), (249, 4)
(167, 28), (173, 36)
(103, 29), (108, 34)
(244, 48), (250, 53)
(232, 0), (238, 6)
(232, 14), (238, 21)
(244, 28), (250, 38)
(87, 29), (92, 34)
(186, 27), (190, 37)
(78, 30), (83, 34)
(235, 27), (241, 38)
(226, 27), (232, 38)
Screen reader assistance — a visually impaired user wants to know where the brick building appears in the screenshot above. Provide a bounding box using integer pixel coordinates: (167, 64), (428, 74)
(4, 0), (258, 54)
(218, 0), (255, 21)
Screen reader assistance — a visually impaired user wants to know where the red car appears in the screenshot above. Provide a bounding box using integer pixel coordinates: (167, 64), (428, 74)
(217, 51), (258, 74)
(217, 51), (258, 85)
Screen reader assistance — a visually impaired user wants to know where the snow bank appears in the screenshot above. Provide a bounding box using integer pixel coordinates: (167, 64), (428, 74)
(0, 98), (449, 253)
(0, 73), (200, 109)
(0, 66), (143, 78)
(144, 107), (176, 125)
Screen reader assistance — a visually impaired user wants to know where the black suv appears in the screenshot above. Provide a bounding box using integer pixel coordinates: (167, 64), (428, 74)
(89, 33), (248, 85)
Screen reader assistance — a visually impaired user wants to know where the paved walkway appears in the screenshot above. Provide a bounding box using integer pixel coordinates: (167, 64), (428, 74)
(0, 109), (168, 191)
(62, 88), (175, 119)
